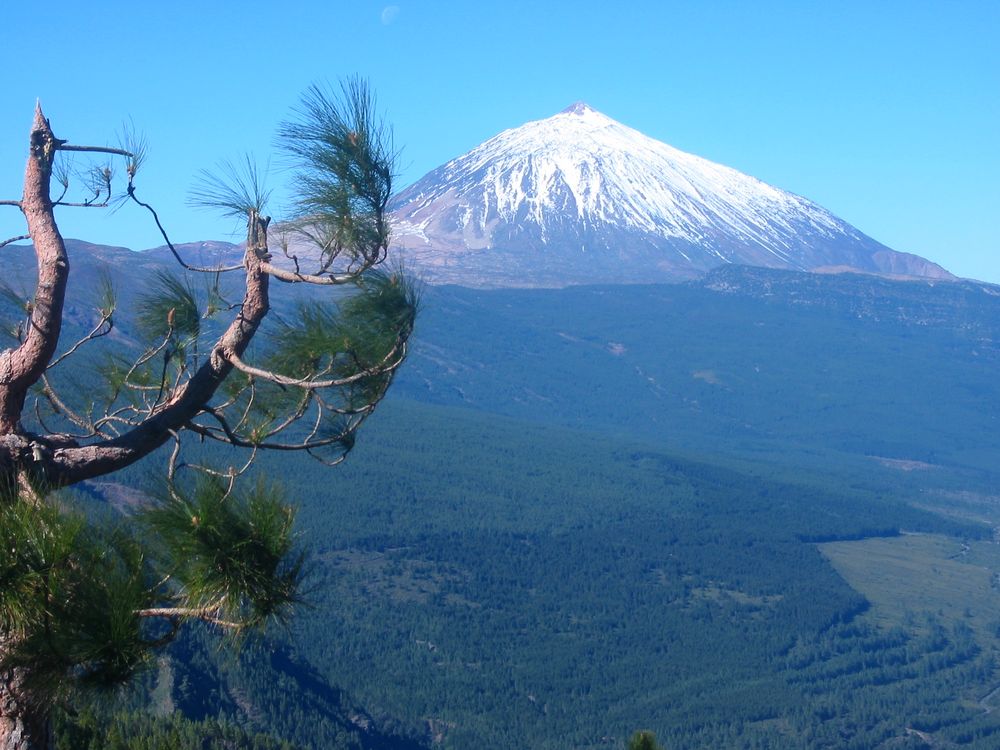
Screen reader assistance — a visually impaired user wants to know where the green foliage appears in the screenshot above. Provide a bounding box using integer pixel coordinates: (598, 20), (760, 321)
(0, 499), (151, 698)
(117, 119), (148, 184)
(189, 154), (272, 218)
(270, 269), (417, 382)
(342, 270), (420, 354)
(278, 78), (396, 264)
(143, 478), (306, 629)
(233, 268), (420, 460)
(95, 269), (117, 318)
(136, 270), (200, 345)
(0, 476), (306, 705)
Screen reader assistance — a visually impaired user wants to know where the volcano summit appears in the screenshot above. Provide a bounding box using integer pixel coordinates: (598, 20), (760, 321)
(389, 103), (951, 287)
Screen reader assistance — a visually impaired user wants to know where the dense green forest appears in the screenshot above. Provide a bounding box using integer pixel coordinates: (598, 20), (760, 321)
(8, 253), (1000, 747)
(75, 397), (1000, 748)
(272, 399), (1000, 748)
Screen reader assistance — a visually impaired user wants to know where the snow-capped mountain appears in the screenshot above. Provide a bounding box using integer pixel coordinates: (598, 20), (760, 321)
(390, 103), (951, 287)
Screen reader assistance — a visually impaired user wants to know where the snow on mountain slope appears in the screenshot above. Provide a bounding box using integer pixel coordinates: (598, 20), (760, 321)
(390, 103), (952, 287)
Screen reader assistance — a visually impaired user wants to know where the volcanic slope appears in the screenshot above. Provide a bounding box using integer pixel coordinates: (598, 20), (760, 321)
(390, 103), (951, 287)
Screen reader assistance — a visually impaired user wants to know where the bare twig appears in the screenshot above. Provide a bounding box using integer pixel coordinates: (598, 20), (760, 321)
(0, 234), (29, 249)
(46, 312), (114, 369)
(184, 418), (357, 452)
(40, 374), (98, 434)
(185, 445), (257, 485)
(305, 447), (349, 467)
(57, 144), (133, 157)
(51, 200), (112, 209)
(127, 186), (243, 274)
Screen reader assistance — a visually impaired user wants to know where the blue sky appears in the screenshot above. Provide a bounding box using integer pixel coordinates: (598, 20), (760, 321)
(2, 1), (997, 281)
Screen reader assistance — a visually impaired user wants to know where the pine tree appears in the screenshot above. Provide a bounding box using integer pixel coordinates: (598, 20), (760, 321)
(0, 80), (416, 749)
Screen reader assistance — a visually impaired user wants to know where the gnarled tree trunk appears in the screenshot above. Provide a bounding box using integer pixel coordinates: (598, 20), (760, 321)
(0, 107), (63, 750)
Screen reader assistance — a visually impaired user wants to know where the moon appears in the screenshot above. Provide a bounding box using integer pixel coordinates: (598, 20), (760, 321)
(381, 5), (400, 25)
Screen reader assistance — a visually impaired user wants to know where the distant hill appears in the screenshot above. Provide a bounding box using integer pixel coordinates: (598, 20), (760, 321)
(388, 103), (953, 286)
(394, 265), (1000, 478)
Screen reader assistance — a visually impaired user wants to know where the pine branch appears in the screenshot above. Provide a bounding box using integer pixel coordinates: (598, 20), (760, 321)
(225, 338), (406, 389)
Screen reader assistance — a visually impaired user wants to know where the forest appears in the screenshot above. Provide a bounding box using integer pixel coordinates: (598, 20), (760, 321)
(59, 391), (1000, 749)
(6, 247), (1000, 748)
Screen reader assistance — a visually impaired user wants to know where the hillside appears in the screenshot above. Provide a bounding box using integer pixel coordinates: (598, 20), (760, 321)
(6, 241), (1000, 747)
(394, 267), (1000, 480)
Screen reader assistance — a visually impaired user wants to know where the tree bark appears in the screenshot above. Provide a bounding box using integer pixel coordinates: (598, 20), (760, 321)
(0, 107), (65, 749)
(0, 106), (68, 435)
(0, 663), (50, 750)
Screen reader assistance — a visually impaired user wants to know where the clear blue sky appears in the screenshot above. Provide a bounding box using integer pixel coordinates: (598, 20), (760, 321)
(2, 1), (997, 281)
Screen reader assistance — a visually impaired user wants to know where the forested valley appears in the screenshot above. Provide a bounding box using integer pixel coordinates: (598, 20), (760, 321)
(13, 255), (1000, 748)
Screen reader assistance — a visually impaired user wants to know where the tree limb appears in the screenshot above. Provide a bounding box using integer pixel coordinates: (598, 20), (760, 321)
(127, 186), (244, 274)
(225, 339), (405, 389)
(259, 260), (363, 285)
(44, 212), (273, 486)
(0, 234), (28, 249)
(135, 607), (243, 630)
(0, 106), (70, 433)
(56, 144), (133, 157)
